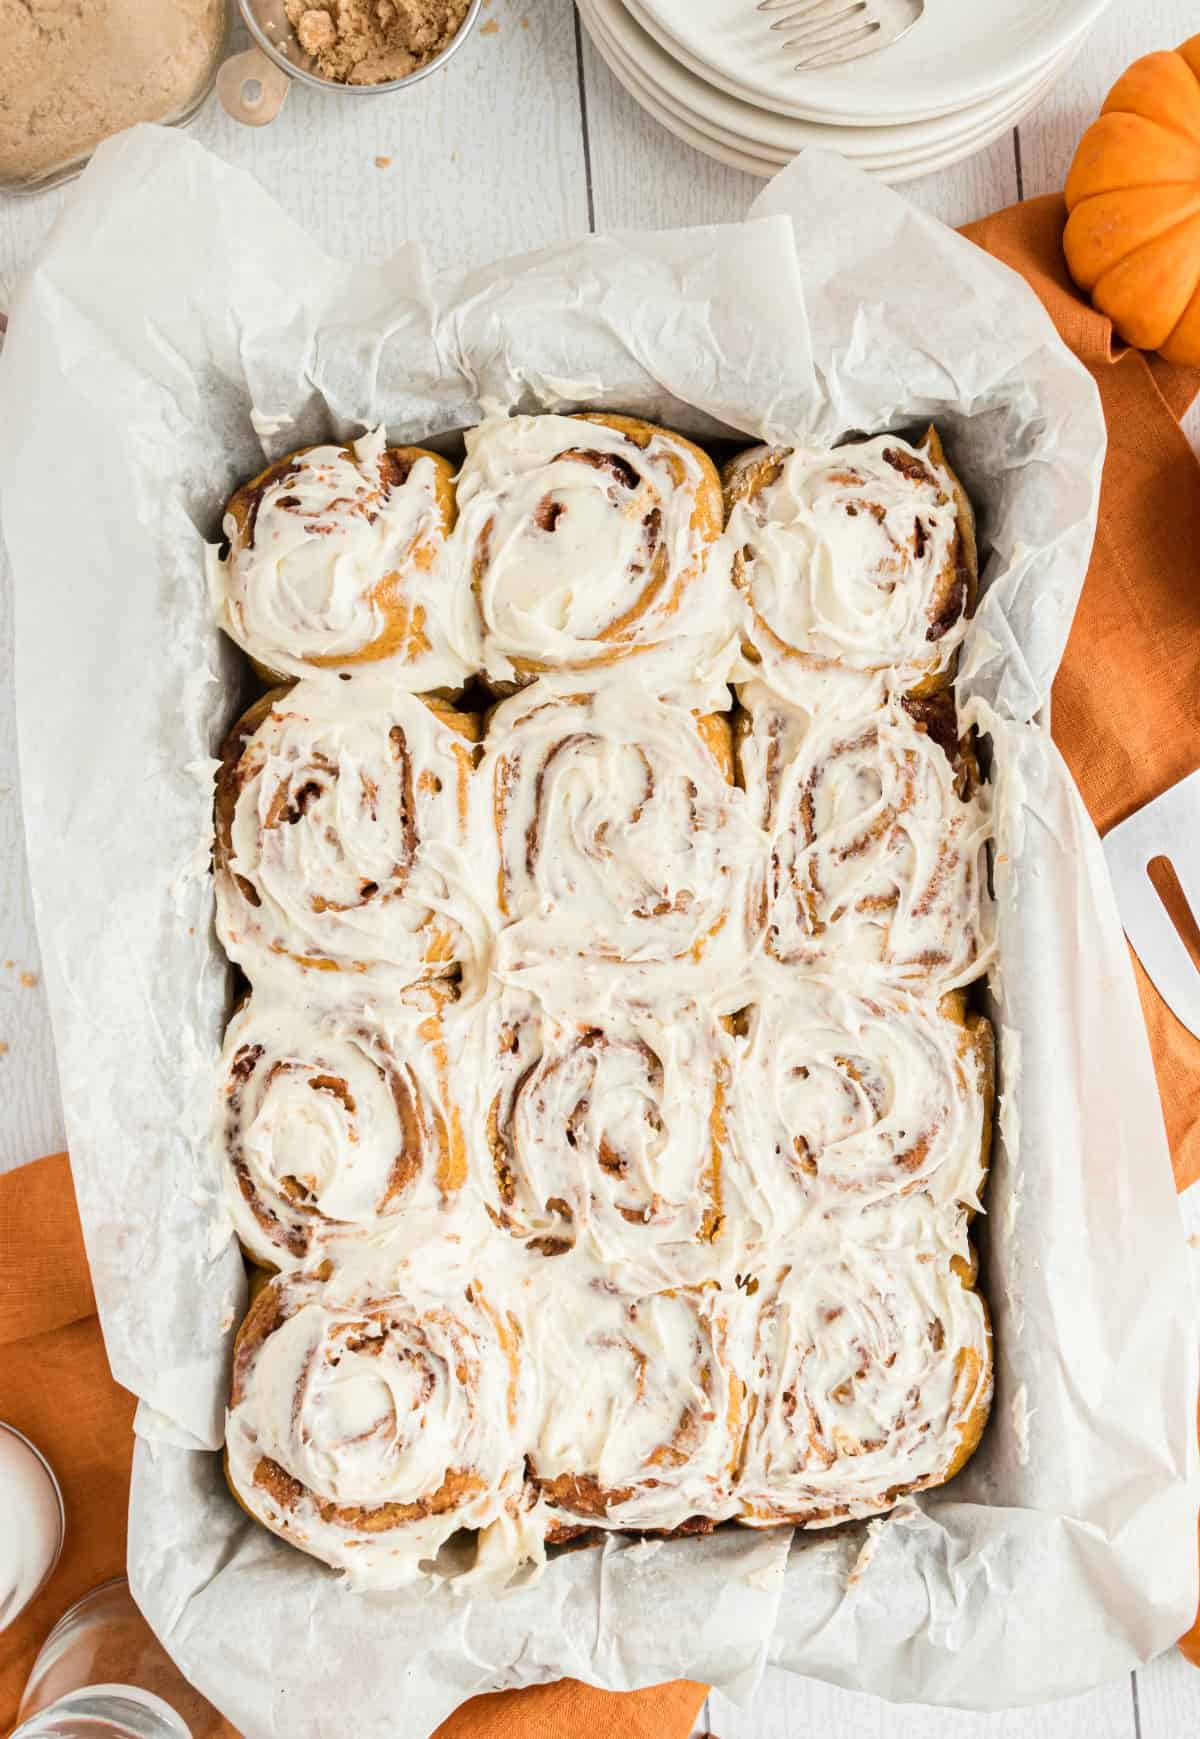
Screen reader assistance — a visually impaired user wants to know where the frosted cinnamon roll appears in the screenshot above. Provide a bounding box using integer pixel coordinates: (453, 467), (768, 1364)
(738, 685), (993, 989)
(529, 1282), (748, 1536)
(486, 686), (755, 973)
(737, 1205), (991, 1527)
(225, 1262), (529, 1587)
(481, 985), (740, 1278)
(211, 430), (472, 687)
(218, 983), (469, 1269)
(214, 682), (491, 990)
(455, 413), (726, 681)
(732, 985), (992, 1218)
(725, 428), (977, 706)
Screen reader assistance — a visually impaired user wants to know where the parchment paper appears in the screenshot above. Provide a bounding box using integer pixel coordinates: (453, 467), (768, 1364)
(0, 127), (1195, 1732)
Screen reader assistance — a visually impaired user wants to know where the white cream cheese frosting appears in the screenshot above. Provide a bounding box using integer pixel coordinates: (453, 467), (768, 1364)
(526, 1280), (750, 1534)
(215, 680), (495, 993)
(728, 433), (971, 708)
(739, 683), (995, 989)
(738, 1196), (991, 1527)
(225, 1253), (531, 1589)
(218, 984), (470, 1268)
(731, 984), (990, 1220)
(485, 685), (759, 976)
(213, 415), (997, 1589)
(478, 982), (761, 1288)
(454, 414), (731, 681)
(210, 429), (475, 688)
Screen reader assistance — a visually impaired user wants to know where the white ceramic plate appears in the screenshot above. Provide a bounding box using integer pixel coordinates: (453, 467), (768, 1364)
(631, 0), (1111, 125)
(580, 0), (783, 176)
(580, 0), (1078, 181)
(597, 0), (1080, 169)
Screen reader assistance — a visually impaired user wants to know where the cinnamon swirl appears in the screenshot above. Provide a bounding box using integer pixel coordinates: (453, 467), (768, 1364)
(486, 686), (755, 973)
(732, 985), (992, 1218)
(224, 1260), (530, 1586)
(529, 1281), (748, 1537)
(737, 684), (993, 989)
(725, 428), (977, 707)
(737, 1200), (992, 1528)
(214, 682), (491, 990)
(480, 984), (744, 1280)
(211, 430), (471, 687)
(455, 413), (727, 681)
(218, 982), (469, 1269)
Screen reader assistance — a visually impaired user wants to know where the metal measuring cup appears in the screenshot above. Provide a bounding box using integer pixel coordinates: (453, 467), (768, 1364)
(217, 0), (483, 126)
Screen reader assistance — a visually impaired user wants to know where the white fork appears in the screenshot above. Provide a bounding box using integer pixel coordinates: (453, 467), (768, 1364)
(759, 0), (924, 71)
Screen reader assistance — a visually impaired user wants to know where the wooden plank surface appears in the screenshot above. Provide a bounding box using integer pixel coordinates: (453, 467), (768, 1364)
(702, 1668), (1139, 1739)
(2, 0), (1198, 1730)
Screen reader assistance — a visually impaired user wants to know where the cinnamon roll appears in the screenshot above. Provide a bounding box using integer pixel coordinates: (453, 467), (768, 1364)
(732, 985), (992, 1218)
(455, 413), (726, 681)
(218, 982), (469, 1269)
(737, 1202), (991, 1527)
(211, 430), (472, 687)
(529, 1281), (748, 1536)
(486, 686), (755, 973)
(737, 685), (993, 989)
(725, 428), (977, 707)
(225, 1261), (530, 1586)
(481, 985), (742, 1279)
(214, 681), (491, 990)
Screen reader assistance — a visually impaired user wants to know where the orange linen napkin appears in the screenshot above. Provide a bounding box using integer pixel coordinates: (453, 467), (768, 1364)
(0, 1155), (706, 1737)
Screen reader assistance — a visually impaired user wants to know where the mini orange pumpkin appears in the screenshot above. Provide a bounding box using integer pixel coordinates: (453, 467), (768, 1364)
(1064, 35), (1200, 366)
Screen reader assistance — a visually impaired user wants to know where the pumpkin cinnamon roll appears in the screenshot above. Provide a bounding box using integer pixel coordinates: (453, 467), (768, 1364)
(455, 413), (726, 681)
(224, 1261), (530, 1587)
(737, 685), (993, 990)
(481, 985), (742, 1279)
(218, 982), (469, 1269)
(732, 985), (993, 1219)
(725, 427), (977, 707)
(529, 1281), (749, 1537)
(486, 686), (754, 973)
(737, 1202), (992, 1528)
(214, 681), (491, 990)
(211, 429), (472, 688)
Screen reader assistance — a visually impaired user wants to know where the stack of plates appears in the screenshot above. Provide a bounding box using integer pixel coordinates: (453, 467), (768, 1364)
(576, 0), (1111, 181)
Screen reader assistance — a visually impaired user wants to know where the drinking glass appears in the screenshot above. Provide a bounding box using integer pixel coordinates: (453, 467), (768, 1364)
(14, 1579), (227, 1739)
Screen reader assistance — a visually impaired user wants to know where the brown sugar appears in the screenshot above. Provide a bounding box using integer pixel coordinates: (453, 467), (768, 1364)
(286, 0), (472, 84)
(0, 0), (225, 187)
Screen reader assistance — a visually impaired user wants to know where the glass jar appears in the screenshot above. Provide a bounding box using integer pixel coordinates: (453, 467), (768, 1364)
(0, 1), (231, 197)
(0, 1422), (66, 1631)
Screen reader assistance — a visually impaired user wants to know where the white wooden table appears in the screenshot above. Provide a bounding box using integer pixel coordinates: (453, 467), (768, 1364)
(1, 1), (1197, 1733)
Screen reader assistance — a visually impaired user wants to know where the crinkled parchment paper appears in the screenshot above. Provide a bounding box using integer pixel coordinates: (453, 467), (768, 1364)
(0, 128), (1195, 1732)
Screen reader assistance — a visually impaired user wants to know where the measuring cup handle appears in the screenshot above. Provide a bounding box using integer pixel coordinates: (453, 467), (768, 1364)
(216, 47), (291, 127)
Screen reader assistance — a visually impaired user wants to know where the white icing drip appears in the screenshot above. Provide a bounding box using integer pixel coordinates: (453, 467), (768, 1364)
(729, 434), (968, 707)
(732, 983), (988, 1219)
(211, 428), (475, 686)
(215, 680), (495, 992)
(738, 1198), (990, 1525)
(740, 684), (994, 990)
(486, 686), (759, 975)
(455, 415), (718, 679)
(218, 985), (466, 1268)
